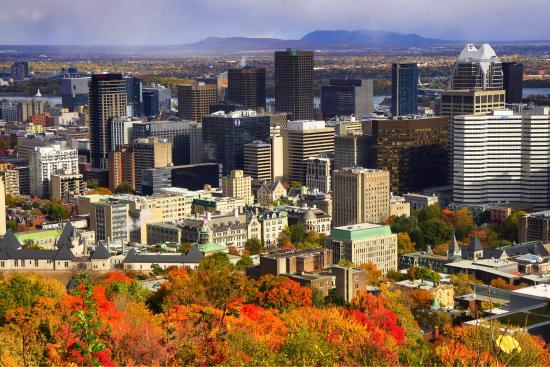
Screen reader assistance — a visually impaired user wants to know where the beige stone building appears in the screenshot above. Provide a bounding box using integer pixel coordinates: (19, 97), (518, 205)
(256, 209), (288, 246)
(270, 127), (285, 180)
(284, 120), (334, 184)
(133, 137), (172, 194)
(256, 181), (287, 205)
(440, 89), (506, 117)
(325, 223), (398, 274)
(0, 165), (19, 195)
(332, 168), (390, 227)
(221, 170), (254, 205)
(244, 141), (272, 181)
(390, 195), (411, 217)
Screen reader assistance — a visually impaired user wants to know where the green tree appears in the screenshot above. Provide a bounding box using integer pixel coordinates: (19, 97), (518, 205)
(309, 286), (325, 308)
(115, 181), (134, 194)
(6, 220), (17, 232)
(421, 218), (453, 246)
(236, 255), (253, 270)
(150, 264), (166, 276)
(5, 194), (24, 207)
(453, 208), (475, 240)
(195, 253), (245, 308)
(497, 210), (526, 242)
(178, 242), (192, 253)
(417, 204), (441, 223)
(87, 179), (99, 189)
(43, 200), (70, 221)
(244, 238), (264, 255)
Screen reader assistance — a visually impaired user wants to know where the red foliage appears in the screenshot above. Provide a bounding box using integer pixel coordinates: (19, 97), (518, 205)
(104, 271), (132, 284)
(255, 275), (313, 311)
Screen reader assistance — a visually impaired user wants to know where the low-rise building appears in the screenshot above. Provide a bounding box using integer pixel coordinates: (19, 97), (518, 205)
(519, 211), (550, 243)
(486, 202), (533, 224)
(50, 173), (86, 205)
(257, 248), (333, 276)
(403, 193), (439, 210)
(283, 205), (332, 235)
(390, 194), (411, 217)
(256, 181), (287, 205)
(191, 197), (247, 215)
(256, 209), (288, 247)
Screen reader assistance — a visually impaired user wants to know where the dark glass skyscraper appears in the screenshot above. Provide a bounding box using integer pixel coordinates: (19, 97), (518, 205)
(502, 62), (523, 104)
(321, 79), (373, 119)
(61, 77), (90, 112)
(202, 111), (271, 175)
(11, 62), (28, 81)
(391, 63), (418, 116)
(227, 67), (266, 110)
(124, 76), (143, 117)
(89, 74), (128, 169)
(275, 49), (314, 120)
(142, 85), (172, 116)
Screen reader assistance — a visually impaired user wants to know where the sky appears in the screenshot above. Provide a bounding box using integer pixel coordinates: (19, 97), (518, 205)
(1, 0), (549, 45)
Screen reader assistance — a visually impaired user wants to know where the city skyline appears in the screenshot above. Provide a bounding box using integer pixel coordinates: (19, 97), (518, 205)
(2, 0), (550, 45)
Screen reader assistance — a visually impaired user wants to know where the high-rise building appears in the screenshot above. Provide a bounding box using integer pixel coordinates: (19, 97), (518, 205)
(391, 63), (418, 116)
(306, 157), (331, 193)
(227, 67), (266, 110)
(133, 137), (173, 194)
(0, 177), (5, 236)
(453, 109), (550, 210)
(334, 134), (370, 170)
(365, 117), (448, 193)
(275, 49), (314, 120)
(270, 128), (284, 181)
(0, 103), (18, 123)
(332, 168), (390, 227)
(321, 79), (373, 119)
(110, 117), (139, 151)
(29, 144), (79, 197)
(142, 84), (172, 116)
(325, 223), (397, 274)
(11, 61), (28, 81)
(124, 76), (143, 117)
(107, 148), (135, 192)
(244, 141), (272, 181)
(61, 77), (90, 112)
(440, 89), (506, 116)
(202, 110), (271, 175)
(17, 100), (45, 122)
(132, 120), (203, 165)
(502, 62), (523, 104)
(284, 120), (334, 184)
(221, 170), (254, 205)
(451, 44), (503, 90)
(89, 74), (128, 169)
(142, 163), (220, 195)
(177, 83), (218, 122)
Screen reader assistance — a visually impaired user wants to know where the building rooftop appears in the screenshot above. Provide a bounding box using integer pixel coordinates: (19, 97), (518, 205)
(512, 284), (550, 300)
(15, 228), (63, 242)
(330, 223), (392, 241)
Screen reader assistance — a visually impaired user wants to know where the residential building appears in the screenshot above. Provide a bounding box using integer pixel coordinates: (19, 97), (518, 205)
(487, 202), (532, 224)
(177, 83), (218, 122)
(451, 44), (503, 90)
(221, 170), (254, 205)
(391, 63), (418, 116)
(29, 144), (79, 197)
(227, 67), (266, 110)
(142, 84), (172, 116)
(192, 197), (247, 216)
(332, 168), (390, 227)
(89, 73), (128, 169)
(321, 79), (373, 119)
(452, 109), (550, 210)
(202, 110), (271, 175)
(256, 208), (289, 246)
(519, 211), (550, 243)
(0, 166), (20, 195)
(275, 49), (314, 120)
(244, 141), (271, 181)
(110, 117), (138, 151)
(306, 157), (331, 193)
(107, 148), (135, 192)
(284, 120), (334, 184)
(61, 77), (90, 112)
(364, 117), (448, 193)
(90, 201), (129, 245)
(132, 119), (203, 165)
(50, 173), (86, 204)
(17, 100), (45, 122)
(133, 137), (172, 194)
(325, 223), (398, 274)
(502, 62), (523, 105)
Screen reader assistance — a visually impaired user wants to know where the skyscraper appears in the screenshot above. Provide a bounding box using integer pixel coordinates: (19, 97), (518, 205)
(275, 49), (314, 120)
(284, 120), (334, 184)
(391, 63), (418, 116)
(202, 110), (271, 175)
(11, 61), (28, 81)
(244, 141), (272, 181)
(502, 62), (523, 104)
(321, 79), (373, 119)
(89, 74), (128, 169)
(125, 76), (143, 117)
(133, 137), (173, 194)
(332, 168), (390, 227)
(142, 84), (172, 116)
(177, 83), (218, 122)
(451, 44), (503, 90)
(227, 67), (266, 110)
(61, 77), (90, 112)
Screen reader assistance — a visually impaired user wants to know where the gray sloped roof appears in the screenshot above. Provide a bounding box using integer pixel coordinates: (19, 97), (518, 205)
(90, 243), (111, 260)
(468, 235), (483, 251)
(0, 230), (21, 251)
(123, 245), (205, 264)
(56, 222), (75, 249)
(54, 245), (75, 261)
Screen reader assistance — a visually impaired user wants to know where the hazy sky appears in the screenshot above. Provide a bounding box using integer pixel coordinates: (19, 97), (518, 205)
(1, 0), (549, 45)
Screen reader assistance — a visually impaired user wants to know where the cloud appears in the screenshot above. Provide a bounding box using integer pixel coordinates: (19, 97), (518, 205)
(0, 0), (549, 45)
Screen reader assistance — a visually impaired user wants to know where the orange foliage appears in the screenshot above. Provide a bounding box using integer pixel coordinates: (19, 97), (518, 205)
(255, 275), (313, 311)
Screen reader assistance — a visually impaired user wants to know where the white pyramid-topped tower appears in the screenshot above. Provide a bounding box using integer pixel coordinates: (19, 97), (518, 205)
(452, 43), (503, 90)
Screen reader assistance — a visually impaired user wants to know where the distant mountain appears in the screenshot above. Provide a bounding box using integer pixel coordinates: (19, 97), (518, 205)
(180, 29), (450, 52)
(300, 30), (445, 46)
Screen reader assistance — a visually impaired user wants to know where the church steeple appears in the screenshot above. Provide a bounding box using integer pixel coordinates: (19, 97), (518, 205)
(448, 232), (462, 260)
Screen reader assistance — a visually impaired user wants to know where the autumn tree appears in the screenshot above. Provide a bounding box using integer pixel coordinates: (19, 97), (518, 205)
(253, 275), (313, 311)
(397, 232), (415, 255)
(245, 238), (264, 255)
